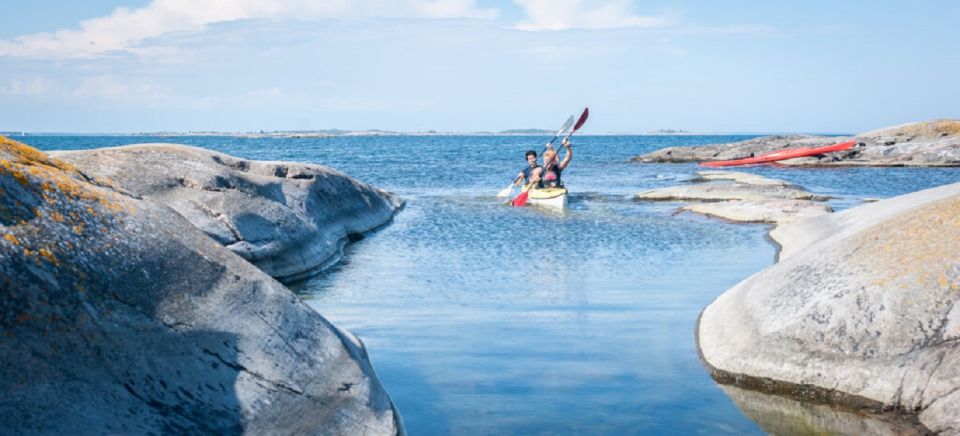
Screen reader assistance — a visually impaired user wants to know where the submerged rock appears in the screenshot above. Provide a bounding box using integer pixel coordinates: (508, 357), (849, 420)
(635, 171), (831, 224)
(52, 144), (403, 282)
(0, 137), (402, 434)
(633, 120), (960, 167)
(697, 181), (960, 434)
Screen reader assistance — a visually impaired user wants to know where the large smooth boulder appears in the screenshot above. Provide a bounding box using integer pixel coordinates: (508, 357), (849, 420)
(52, 144), (403, 282)
(698, 181), (960, 434)
(0, 137), (402, 434)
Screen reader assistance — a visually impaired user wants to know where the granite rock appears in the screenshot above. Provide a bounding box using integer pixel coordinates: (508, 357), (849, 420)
(635, 171), (831, 224)
(698, 181), (960, 434)
(633, 120), (960, 167)
(0, 137), (403, 434)
(52, 143), (403, 282)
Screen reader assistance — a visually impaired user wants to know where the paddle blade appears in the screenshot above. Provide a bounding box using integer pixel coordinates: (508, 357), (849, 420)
(557, 115), (575, 136)
(572, 107), (589, 133)
(512, 190), (530, 207)
(497, 183), (515, 198)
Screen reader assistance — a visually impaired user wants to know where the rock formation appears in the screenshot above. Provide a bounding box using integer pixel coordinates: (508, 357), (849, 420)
(698, 181), (960, 434)
(0, 137), (403, 434)
(635, 171), (832, 224)
(52, 144), (403, 282)
(633, 120), (960, 167)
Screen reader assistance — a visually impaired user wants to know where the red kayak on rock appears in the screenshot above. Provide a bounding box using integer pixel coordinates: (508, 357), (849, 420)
(699, 140), (857, 167)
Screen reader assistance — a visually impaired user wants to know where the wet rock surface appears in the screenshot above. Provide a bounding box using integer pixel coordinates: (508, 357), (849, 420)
(635, 171), (831, 224)
(698, 181), (960, 434)
(0, 137), (402, 434)
(633, 120), (960, 167)
(52, 143), (403, 282)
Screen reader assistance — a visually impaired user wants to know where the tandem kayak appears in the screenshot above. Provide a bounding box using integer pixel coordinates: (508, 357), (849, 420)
(700, 140), (857, 167)
(526, 187), (568, 208)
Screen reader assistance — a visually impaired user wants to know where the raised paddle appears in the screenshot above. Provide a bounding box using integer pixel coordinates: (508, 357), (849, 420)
(547, 115), (576, 148)
(500, 116), (574, 199)
(513, 107), (590, 207)
(568, 107), (589, 139)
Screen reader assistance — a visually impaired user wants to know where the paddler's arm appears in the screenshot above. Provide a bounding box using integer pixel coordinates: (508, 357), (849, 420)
(559, 137), (573, 171)
(529, 167), (543, 187)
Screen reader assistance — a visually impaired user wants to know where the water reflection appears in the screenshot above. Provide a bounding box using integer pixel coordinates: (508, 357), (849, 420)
(718, 385), (927, 435)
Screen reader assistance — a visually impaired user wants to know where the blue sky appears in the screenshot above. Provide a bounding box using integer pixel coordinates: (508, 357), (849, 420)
(0, 0), (957, 133)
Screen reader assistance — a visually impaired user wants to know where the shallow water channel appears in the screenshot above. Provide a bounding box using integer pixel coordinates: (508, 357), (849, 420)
(31, 134), (960, 434)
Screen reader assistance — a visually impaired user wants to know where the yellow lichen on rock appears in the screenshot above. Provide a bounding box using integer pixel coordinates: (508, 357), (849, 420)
(1, 135), (129, 218)
(37, 247), (57, 265)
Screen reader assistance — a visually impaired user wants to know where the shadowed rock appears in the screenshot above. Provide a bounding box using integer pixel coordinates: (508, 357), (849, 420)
(51, 143), (403, 282)
(633, 120), (960, 167)
(0, 137), (402, 434)
(698, 181), (960, 434)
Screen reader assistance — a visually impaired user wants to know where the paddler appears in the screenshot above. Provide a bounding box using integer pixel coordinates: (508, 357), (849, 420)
(532, 137), (572, 188)
(514, 149), (540, 187)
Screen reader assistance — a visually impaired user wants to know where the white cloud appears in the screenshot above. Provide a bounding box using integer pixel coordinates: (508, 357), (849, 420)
(0, 75), (219, 109)
(0, 0), (498, 59)
(0, 77), (52, 97)
(71, 75), (221, 109)
(512, 0), (671, 31)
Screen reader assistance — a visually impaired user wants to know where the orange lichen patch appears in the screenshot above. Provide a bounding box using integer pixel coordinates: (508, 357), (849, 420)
(862, 120), (960, 139)
(72, 224), (85, 235)
(49, 212), (65, 222)
(2, 233), (19, 245)
(3, 148), (128, 215)
(853, 196), (960, 291)
(0, 136), (78, 173)
(0, 159), (31, 186)
(37, 248), (57, 265)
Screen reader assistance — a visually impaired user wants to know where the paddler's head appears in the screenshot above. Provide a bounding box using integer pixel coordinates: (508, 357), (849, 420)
(525, 150), (537, 167)
(543, 149), (557, 167)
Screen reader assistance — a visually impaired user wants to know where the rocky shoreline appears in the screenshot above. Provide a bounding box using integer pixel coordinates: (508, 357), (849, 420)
(636, 167), (960, 433)
(635, 170), (832, 225)
(0, 137), (404, 434)
(50, 144), (403, 282)
(633, 119), (960, 167)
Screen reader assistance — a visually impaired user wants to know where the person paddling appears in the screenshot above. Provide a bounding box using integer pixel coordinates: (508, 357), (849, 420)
(533, 137), (572, 188)
(515, 149), (540, 187)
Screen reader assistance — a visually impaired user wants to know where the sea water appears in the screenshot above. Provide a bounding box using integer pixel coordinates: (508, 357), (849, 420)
(28, 135), (960, 434)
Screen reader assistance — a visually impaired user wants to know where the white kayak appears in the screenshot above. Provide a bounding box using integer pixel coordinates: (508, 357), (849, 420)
(526, 187), (568, 208)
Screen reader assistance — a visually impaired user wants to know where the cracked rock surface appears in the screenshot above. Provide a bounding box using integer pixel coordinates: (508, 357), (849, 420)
(697, 181), (960, 434)
(52, 143), (403, 282)
(1, 137), (402, 434)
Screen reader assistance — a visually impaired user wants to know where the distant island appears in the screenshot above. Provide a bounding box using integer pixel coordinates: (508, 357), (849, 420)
(646, 129), (691, 135)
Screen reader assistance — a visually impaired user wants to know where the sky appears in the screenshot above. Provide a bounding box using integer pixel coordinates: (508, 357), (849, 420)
(0, 0), (957, 134)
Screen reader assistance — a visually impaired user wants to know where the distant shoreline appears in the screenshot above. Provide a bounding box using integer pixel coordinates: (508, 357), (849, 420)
(1, 130), (853, 138)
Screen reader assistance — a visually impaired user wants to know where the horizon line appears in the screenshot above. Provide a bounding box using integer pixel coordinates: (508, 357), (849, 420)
(0, 130), (854, 137)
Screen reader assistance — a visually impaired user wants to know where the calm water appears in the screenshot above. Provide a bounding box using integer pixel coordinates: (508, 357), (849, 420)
(27, 135), (960, 434)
